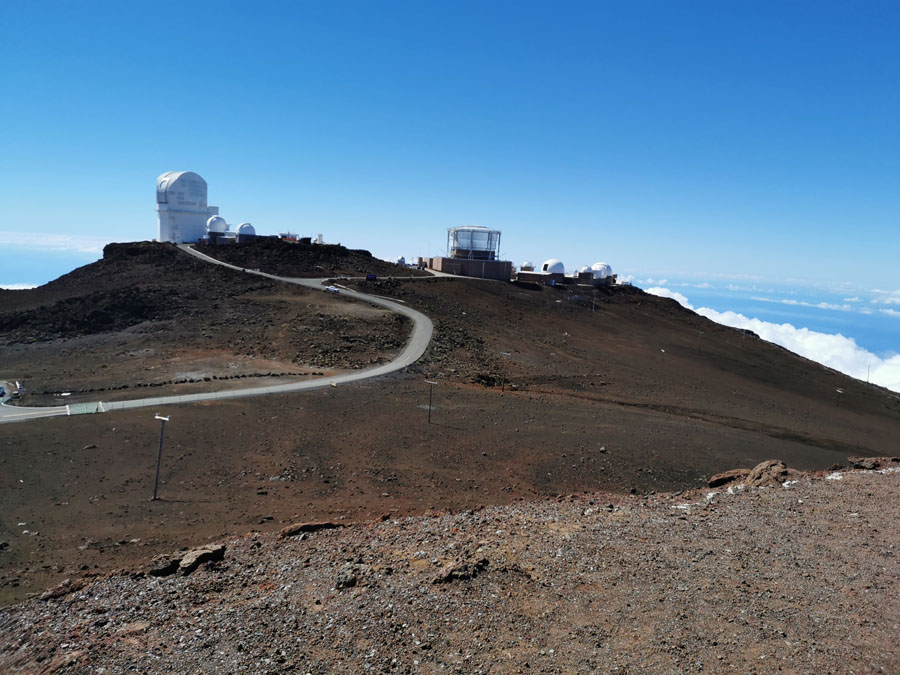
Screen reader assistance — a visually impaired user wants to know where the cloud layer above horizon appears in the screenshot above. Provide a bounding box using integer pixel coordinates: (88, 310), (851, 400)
(646, 287), (900, 394)
(0, 231), (107, 256)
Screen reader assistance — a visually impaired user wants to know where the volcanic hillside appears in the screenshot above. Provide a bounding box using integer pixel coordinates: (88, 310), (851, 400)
(0, 242), (410, 402)
(193, 237), (431, 278)
(1, 244), (899, 606)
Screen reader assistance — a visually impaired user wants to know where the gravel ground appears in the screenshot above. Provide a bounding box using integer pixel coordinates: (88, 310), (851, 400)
(1, 464), (897, 674)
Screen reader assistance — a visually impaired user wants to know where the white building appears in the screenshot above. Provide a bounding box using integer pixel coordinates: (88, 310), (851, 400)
(156, 171), (219, 243)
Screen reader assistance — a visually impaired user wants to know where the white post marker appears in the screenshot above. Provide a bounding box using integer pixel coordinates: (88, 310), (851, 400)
(425, 380), (437, 423)
(152, 414), (170, 501)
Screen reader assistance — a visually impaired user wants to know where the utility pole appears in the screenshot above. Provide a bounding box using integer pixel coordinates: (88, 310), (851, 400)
(425, 380), (436, 423)
(152, 414), (169, 501)
(697, 330), (704, 353)
(835, 389), (843, 407)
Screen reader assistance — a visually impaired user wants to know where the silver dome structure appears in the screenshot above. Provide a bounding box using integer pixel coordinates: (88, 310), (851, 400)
(541, 259), (565, 275)
(591, 262), (613, 279)
(206, 215), (228, 234)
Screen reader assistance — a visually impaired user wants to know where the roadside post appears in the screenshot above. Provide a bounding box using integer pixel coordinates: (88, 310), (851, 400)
(499, 351), (511, 392)
(152, 414), (170, 501)
(425, 380), (437, 423)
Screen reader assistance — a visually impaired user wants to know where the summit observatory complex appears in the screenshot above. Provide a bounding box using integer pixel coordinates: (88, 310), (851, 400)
(156, 171), (254, 244)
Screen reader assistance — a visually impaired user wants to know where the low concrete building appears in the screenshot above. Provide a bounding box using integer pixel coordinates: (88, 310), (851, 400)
(428, 257), (512, 280)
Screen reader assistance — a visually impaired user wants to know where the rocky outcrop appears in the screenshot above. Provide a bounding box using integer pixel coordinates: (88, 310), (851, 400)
(40, 577), (86, 601)
(148, 544), (225, 577)
(848, 456), (900, 470)
(277, 521), (344, 539)
(178, 544), (226, 575)
(708, 468), (750, 488)
(432, 557), (489, 584)
(743, 460), (799, 487)
(709, 460), (801, 489)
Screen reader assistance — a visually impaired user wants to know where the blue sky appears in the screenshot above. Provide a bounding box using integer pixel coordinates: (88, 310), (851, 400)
(1, 1), (898, 373)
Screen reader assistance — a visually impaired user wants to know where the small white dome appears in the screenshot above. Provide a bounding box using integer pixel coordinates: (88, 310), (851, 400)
(580, 266), (591, 274)
(591, 262), (613, 279)
(206, 216), (228, 234)
(237, 223), (255, 236)
(541, 259), (565, 275)
(521, 261), (533, 269)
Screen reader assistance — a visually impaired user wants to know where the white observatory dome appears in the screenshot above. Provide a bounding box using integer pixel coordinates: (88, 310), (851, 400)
(580, 266), (591, 274)
(156, 171), (211, 243)
(206, 216), (228, 234)
(237, 223), (256, 236)
(591, 262), (613, 279)
(541, 259), (565, 275)
(521, 261), (533, 269)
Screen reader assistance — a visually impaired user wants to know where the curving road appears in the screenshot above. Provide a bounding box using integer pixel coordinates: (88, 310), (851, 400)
(0, 382), (69, 423)
(0, 246), (433, 424)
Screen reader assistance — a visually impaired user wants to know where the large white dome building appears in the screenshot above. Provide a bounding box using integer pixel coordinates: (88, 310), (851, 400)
(156, 171), (220, 243)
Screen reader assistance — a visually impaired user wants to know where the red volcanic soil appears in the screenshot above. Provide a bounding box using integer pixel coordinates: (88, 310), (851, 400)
(1, 244), (899, 606)
(2, 466), (898, 673)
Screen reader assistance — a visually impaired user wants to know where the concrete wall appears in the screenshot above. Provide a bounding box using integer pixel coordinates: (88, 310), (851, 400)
(515, 271), (567, 285)
(429, 257), (512, 280)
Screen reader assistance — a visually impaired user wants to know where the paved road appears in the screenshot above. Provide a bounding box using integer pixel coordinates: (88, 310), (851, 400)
(0, 247), (434, 424)
(0, 381), (69, 423)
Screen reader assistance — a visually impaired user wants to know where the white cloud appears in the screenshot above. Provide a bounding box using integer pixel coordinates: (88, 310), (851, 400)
(750, 296), (853, 312)
(871, 289), (900, 306)
(0, 283), (38, 290)
(618, 273), (635, 283)
(646, 287), (694, 309)
(646, 286), (900, 393)
(0, 231), (107, 255)
(843, 296), (861, 303)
